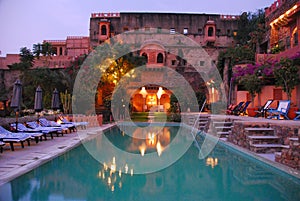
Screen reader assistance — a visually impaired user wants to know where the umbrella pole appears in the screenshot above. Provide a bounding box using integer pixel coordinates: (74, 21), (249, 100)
(15, 111), (19, 133)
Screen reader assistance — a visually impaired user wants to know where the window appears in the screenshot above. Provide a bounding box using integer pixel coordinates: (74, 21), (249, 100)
(294, 32), (298, 46)
(208, 27), (214, 37)
(123, 27), (129, 32)
(233, 30), (237, 37)
(170, 28), (175, 34)
(142, 53), (148, 63)
(101, 25), (107, 35)
(227, 29), (231, 36)
(171, 60), (176, 65)
(157, 27), (162, 33)
(216, 29), (221, 36)
(200, 61), (205, 66)
(157, 53), (163, 63)
(198, 28), (203, 35)
(145, 27), (150, 31)
(183, 28), (188, 35)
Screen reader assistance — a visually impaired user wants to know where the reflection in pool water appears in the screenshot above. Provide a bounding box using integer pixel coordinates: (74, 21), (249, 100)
(1, 125), (300, 201)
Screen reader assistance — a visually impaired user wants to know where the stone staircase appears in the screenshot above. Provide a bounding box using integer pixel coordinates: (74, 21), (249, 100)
(244, 127), (289, 153)
(185, 115), (209, 132)
(208, 119), (233, 141)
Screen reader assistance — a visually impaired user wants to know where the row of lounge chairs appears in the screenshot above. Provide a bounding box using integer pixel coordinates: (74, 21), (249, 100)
(226, 101), (251, 116)
(227, 99), (298, 120)
(0, 116), (88, 152)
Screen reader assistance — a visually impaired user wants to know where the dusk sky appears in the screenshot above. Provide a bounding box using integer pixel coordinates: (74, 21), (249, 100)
(0, 0), (275, 56)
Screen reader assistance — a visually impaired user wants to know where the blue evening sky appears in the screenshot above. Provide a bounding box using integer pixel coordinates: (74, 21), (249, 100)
(0, 0), (274, 56)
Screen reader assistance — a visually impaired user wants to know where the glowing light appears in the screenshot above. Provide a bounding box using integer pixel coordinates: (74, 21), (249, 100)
(140, 86), (148, 98)
(119, 169), (122, 177)
(108, 177), (111, 185)
(148, 132), (156, 145)
(125, 164), (128, 174)
(130, 169), (134, 176)
(157, 87), (163, 99)
(57, 119), (62, 124)
(103, 163), (108, 171)
(156, 141), (163, 156)
(206, 157), (218, 168)
(293, 5), (298, 10)
(139, 143), (146, 156)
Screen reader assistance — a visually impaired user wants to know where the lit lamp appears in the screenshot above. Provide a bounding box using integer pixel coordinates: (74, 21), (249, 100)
(156, 87), (163, 112)
(140, 87), (147, 112)
(206, 80), (215, 103)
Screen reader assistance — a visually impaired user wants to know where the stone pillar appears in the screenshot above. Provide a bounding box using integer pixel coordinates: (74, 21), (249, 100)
(57, 47), (60, 56)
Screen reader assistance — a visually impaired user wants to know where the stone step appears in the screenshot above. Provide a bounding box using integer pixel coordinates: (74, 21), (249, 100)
(213, 122), (233, 126)
(217, 131), (230, 136)
(250, 144), (289, 148)
(289, 137), (299, 141)
(245, 127), (274, 131)
(215, 126), (232, 130)
(248, 136), (279, 140)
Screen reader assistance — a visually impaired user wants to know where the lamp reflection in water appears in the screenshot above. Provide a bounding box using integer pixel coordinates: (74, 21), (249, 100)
(136, 131), (166, 157)
(206, 157), (218, 168)
(98, 156), (134, 192)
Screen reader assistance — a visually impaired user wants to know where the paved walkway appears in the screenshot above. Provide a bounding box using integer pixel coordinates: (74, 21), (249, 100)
(0, 124), (114, 186)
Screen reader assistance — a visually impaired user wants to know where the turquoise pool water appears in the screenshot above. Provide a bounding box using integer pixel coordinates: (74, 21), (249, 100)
(1, 124), (300, 201)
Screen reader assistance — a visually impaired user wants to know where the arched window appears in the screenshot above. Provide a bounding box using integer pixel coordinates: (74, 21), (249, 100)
(142, 53), (148, 63)
(101, 25), (107, 35)
(157, 53), (163, 63)
(208, 27), (214, 37)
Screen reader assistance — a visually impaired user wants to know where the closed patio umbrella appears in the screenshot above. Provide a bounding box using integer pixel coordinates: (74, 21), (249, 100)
(51, 88), (60, 110)
(34, 86), (43, 120)
(10, 79), (22, 131)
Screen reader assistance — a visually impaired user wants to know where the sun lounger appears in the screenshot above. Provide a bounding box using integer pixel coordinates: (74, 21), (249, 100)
(11, 123), (48, 141)
(267, 100), (290, 120)
(294, 111), (300, 120)
(255, 99), (273, 118)
(0, 141), (5, 153)
(0, 126), (32, 151)
(233, 101), (251, 116)
(226, 101), (244, 115)
(39, 118), (69, 133)
(58, 116), (88, 130)
(0, 125), (44, 144)
(26, 121), (62, 138)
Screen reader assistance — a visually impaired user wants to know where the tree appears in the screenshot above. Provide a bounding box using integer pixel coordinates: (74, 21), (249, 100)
(273, 58), (300, 100)
(233, 64), (263, 107)
(21, 68), (67, 109)
(217, 46), (255, 100)
(8, 47), (34, 70)
(235, 9), (266, 53)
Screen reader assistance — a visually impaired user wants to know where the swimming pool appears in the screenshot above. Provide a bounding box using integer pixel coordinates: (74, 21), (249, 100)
(1, 124), (300, 201)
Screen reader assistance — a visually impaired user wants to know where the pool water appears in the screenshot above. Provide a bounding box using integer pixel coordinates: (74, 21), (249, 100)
(1, 125), (300, 201)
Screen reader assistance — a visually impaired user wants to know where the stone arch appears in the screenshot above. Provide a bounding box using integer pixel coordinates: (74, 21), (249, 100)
(101, 25), (107, 35)
(157, 53), (164, 63)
